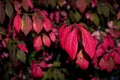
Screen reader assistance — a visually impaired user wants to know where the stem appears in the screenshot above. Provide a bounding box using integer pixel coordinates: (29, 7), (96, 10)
(20, 13), (33, 16)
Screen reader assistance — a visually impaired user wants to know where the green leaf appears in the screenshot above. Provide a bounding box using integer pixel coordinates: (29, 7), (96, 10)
(0, 27), (6, 35)
(85, 0), (90, 6)
(115, 21), (120, 29)
(9, 45), (18, 66)
(108, 4), (116, 15)
(90, 13), (99, 26)
(103, 4), (110, 17)
(68, 10), (75, 22)
(42, 0), (49, 7)
(58, 0), (64, 7)
(49, 0), (56, 8)
(97, 4), (103, 15)
(5, 2), (14, 18)
(52, 61), (61, 67)
(17, 50), (26, 63)
(74, 11), (82, 22)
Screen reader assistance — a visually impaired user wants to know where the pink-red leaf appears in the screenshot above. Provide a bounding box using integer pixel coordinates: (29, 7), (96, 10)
(76, 50), (89, 70)
(78, 24), (97, 59)
(17, 43), (28, 53)
(64, 28), (78, 60)
(111, 50), (120, 65)
(43, 17), (52, 32)
(55, 11), (60, 23)
(13, 14), (22, 33)
(21, 14), (32, 36)
(99, 58), (107, 70)
(59, 25), (72, 49)
(76, 0), (87, 13)
(49, 32), (56, 42)
(31, 60), (43, 78)
(26, 0), (33, 9)
(33, 36), (42, 52)
(32, 13), (43, 34)
(42, 34), (51, 47)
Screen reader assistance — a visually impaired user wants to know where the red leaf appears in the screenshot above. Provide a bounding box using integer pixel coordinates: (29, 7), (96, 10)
(99, 58), (107, 70)
(90, 0), (98, 8)
(43, 17), (52, 32)
(106, 57), (115, 72)
(21, 14), (32, 35)
(42, 34), (51, 47)
(17, 43), (28, 53)
(58, 24), (67, 38)
(27, 0), (33, 9)
(50, 12), (54, 20)
(111, 50), (120, 65)
(93, 55), (98, 68)
(76, 50), (89, 70)
(76, 0), (87, 13)
(32, 13), (43, 34)
(96, 44), (105, 57)
(39, 61), (47, 69)
(64, 28), (78, 60)
(58, 25), (72, 49)
(78, 24), (97, 59)
(0, 3), (5, 24)
(13, 14), (22, 33)
(49, 32), (56, 42)
(99, 54), (115, 72)
(31, 60), (43, 78)
(33, 36), (42, 52)
(55, 11), (60, 23)
(13, 1), (22, 13)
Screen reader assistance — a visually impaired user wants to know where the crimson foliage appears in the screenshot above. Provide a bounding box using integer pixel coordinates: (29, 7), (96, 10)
(0, 0), (120, 80)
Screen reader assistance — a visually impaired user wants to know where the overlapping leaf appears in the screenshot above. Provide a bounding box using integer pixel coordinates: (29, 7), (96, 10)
(64, 28), (78, 60)
(59, 25), (72, 49)
(17, 43), (28, 53)
(78, 24), (97, 59)
(76, 50), (89, 70)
